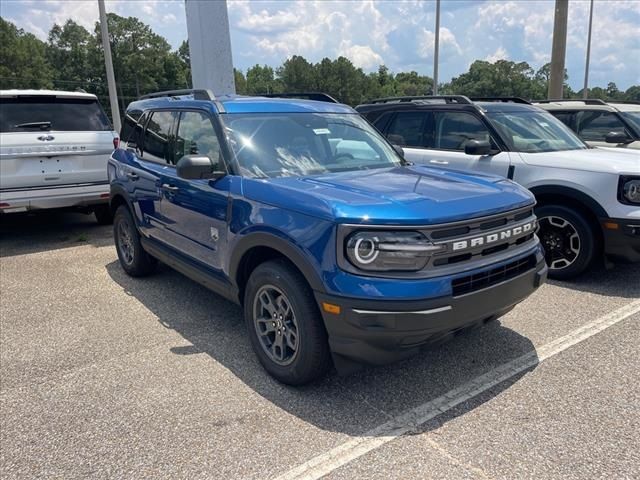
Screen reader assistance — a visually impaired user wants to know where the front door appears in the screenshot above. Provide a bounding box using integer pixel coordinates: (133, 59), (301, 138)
(159, 110), (230, 277)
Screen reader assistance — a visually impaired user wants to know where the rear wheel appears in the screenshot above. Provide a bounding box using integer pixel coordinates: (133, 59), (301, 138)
(113, 205), (157, 277)
(244, 259), (332, 385)
(536, 204), (596, 280)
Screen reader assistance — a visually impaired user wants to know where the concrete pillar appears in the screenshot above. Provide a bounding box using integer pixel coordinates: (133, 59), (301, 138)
(185, 0), (236, 95)
(548, 0), (569, 99)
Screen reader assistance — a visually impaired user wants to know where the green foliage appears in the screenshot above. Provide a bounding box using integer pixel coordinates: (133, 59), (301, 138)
(1, 15), (638, 114)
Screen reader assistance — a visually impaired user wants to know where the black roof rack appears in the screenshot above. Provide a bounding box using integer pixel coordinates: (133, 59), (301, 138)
(139, 89), (216, 101)
(471, 96), (531, 104)
(261, 92), (339, 103)
(535, 98), (607, 105)
(368, 95), (472, 105)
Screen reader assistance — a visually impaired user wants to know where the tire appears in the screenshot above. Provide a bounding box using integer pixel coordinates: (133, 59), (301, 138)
(244, 259), (332, 385)
(94, 204), (113, 225)
(535, 204), (596, 280)
(113, 205), (157, 277)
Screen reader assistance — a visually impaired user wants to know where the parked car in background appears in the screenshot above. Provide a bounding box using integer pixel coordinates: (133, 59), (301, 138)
(534, 99), (640, 150)
(356, 96), (640, 279)
(109, 89), (547, 385)
(0, 89), (118, 224)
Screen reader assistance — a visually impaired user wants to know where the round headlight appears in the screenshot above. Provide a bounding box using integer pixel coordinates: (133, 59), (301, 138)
(623, 179), (640, 204)
(353, 236), (379, 264)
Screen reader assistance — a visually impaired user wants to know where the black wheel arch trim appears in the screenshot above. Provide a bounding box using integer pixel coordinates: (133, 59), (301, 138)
(529, 185), (609, 219)
(109, 184), (134, 213)
(229, 232), (326, 294)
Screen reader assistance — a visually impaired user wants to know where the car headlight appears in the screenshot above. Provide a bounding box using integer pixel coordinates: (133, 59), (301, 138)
(619, 176), (640, 205)
(345, 231), (442, 271)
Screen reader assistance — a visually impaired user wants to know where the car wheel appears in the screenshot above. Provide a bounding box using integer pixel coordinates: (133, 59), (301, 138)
(244, 259), (332, 385)
(94, 204), (113, 225)
(113, 205), (157, 277)
(536, 204), (596, 280)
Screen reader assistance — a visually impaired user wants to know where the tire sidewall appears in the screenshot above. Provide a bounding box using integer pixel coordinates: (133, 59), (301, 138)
(243, 261), (329, 385)
(536, 204), (595, 280)
(113, 205), (154, 276)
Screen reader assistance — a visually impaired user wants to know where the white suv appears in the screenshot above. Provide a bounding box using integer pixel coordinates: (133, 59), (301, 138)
(357, 96), (640, 279)
(535, 99), (640, 150)
(0, 90), (118, 223)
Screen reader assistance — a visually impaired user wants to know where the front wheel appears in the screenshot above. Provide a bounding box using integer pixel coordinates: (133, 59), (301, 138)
(536, 204), (596, 280)
(244, 259), (332, 385)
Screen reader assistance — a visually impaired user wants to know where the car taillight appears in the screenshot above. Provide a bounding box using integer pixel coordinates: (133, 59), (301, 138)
(113, 137), (120, 149)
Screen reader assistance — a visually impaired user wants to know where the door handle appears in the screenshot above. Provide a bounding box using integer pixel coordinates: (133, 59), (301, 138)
(126, 172), (139, 180)
(429, 159), (449, 165)
(161, 183), (179, 192)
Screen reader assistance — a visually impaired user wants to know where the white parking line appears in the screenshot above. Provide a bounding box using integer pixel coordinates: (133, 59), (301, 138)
(273, 300), (640, 480)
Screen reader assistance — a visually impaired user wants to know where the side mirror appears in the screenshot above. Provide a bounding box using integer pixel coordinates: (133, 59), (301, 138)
(465, 139), (493, 155)
(392, 144), (405, 158)
(176, 155), (225, 180)
(605, 131), (631, 144)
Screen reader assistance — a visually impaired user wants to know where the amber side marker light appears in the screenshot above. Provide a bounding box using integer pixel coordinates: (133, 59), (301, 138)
(603, 221), (619, 230)
(322, 302), (341, 315)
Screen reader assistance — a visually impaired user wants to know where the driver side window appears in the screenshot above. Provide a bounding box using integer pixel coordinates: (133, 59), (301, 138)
(175, 111), (222, 167)
(434, 112), (491, 151)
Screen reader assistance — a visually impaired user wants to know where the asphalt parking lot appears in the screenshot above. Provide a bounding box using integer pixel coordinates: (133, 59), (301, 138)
(1, 212), (639, 480)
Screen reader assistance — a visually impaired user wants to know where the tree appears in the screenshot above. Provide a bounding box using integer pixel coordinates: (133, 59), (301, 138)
(234, 68), (246, 94)
(47, 20), (94, 88)
(277, 55), (315, 92)
(0, 18), (53, 89)
(245, 64), (279, 94)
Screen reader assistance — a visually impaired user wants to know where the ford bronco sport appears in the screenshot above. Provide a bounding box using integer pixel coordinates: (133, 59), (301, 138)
(357, 96), (640, 280)
(109, 89), (547, 385)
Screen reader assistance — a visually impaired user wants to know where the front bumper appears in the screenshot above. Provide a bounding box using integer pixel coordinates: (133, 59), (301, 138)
(0, 183), (109, 213)
(316, 254), (547, 371)
(602, 218), (640, 263)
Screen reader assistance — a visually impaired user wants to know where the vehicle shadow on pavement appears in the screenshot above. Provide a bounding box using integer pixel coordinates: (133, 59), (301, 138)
(0, 211), (112, 257)
(547, 262), (640, 298)
(106, 260), (539, 436)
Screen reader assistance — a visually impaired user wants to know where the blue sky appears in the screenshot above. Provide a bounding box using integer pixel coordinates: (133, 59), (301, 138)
(2, 0), (639, 90)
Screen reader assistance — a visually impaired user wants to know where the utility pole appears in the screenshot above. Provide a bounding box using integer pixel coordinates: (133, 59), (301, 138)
(98, 0), (121, 132)
(582, 0), (595, 99)
(548, 0), (569, 99)
(185, 0), (236, 95)
(433, 0), (440, 95)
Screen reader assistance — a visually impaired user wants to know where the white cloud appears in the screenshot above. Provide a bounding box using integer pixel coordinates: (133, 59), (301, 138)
(338, 43), (383, 69)
(486, 46), (509, 63)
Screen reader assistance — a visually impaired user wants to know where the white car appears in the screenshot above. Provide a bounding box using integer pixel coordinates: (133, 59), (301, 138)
(0, 89), (118, 223)
(357, 96), (640, 279)
(535, 99), (640, 150)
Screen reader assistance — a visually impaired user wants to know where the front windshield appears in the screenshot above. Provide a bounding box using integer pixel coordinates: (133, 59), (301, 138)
(620, 112), (640, 135)
(487, 110), (588, 153)
(221, 113), (402, 178)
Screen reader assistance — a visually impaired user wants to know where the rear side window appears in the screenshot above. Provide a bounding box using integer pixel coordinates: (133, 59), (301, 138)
(0, 96), (112, 132)
(549, 111), (574, 129)
(386, 112), (429, 147)
(434, 112), (491, 151)
(143, 111), (177, 164)
(575, 111), (627, 141)
(121, 110), (142, 145)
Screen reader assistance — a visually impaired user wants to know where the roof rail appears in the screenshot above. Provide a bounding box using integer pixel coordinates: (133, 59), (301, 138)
(368, 95), (472, 105)
(261, 92), (339, 103)
(471, 96), (531, 104)
(535, 98), (607, 105)
(606, 100), (640, 105)
(139, 89), (216, 101)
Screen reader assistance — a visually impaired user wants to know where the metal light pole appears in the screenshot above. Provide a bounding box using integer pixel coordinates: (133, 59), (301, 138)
(433, 0), (440, 95)
(582, 0), (595, 99)
(548, 0), (569, 99)
(98, 0), (121, 132)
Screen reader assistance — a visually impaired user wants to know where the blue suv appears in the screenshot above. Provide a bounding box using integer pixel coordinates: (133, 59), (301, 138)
(109, 89), (547, 385)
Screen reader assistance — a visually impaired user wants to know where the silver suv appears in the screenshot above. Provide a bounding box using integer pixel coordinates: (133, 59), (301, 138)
(535, 99), (640, 150)
(0, 90), (118, 223)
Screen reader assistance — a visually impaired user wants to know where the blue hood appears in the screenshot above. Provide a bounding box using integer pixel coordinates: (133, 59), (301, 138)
(241, 166), (534, 225)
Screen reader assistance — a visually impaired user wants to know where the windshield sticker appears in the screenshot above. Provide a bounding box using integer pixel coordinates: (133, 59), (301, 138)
(313, 128), (331, 135)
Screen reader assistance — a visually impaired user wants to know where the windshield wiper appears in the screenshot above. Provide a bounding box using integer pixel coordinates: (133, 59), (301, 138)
(13, 121), (51, 130)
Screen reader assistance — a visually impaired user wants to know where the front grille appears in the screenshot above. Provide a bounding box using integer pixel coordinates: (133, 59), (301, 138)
(451, 254), (536, 296)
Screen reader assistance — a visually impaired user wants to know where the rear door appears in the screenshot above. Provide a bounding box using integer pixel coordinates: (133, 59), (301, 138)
(0, 94), (116, 191)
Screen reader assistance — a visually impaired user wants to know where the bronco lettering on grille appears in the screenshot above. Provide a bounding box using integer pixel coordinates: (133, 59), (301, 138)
(450, 221), (535, 252)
